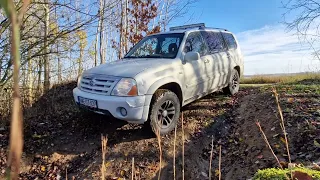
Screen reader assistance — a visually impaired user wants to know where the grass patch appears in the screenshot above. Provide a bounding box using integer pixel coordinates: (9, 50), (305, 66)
(253, 167), (320, 180)
(277, 84), (320, 95)
(241, 73), (320, 84)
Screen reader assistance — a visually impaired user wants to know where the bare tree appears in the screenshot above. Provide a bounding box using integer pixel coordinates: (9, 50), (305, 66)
(99, 0), (106, 64)
(43, 0), (50, 91)
(119, 0), (124, 59)
(283, 0), (320, 61)
(0, 0), (30, 179)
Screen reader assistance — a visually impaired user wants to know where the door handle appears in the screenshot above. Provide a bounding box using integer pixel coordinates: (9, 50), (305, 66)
(204, 59), (209, 63)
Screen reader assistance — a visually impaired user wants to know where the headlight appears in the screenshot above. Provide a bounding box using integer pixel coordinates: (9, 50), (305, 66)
(77, 75), (82, 88)
(111, 78), (138, 96)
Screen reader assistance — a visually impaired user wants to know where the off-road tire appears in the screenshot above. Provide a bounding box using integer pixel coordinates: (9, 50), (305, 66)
(223, 69), (240, 96)
(149, 89), (180, 135)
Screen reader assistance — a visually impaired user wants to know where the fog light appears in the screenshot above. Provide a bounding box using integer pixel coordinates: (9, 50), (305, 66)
(120, 107), (127, 116)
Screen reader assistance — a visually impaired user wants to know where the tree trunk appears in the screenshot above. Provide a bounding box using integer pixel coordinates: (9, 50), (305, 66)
(119, 0), (123, 59)
(78, 49), (83, 76)
(57, 45), (61, 82)
(43, 0), (50, 91)
(105, 24), (109, 62)
(27, 50), (33, 105)
(164, 0), (170, 31)
(94, 18), (99, 66)
(55, 6), (62, 82)
(124, 0), (128, 53)
(37, 59), (42, 95)
(99, 0), (106, 64)
(0, 58), (2, 78)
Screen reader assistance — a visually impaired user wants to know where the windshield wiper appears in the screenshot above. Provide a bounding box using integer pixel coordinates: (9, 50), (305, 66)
(123, 56), (139, 58)
(124, 55), (164, 59)
(143, 55), (163, 58)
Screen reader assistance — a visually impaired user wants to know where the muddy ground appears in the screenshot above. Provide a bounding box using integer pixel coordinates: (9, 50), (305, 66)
(0, 80), (319, 179)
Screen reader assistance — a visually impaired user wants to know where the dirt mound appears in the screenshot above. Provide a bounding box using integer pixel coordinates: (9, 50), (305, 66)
(0, 83), (319, 179)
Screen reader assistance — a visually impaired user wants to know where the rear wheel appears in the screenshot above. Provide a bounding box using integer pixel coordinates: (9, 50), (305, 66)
(149, 89), (180, 135)
(223, 69), (240, 96)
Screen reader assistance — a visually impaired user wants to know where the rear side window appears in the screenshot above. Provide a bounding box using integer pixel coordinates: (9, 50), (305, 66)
(201, 31), (225, 53)
(184, 32), (207, 56)
(222, 33), (237, 49)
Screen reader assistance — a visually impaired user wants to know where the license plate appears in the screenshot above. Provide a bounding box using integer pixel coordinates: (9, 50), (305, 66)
(78, 97), (97, 108)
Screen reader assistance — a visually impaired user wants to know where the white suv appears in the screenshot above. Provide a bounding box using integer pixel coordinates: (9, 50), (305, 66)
(73, 23), (244, 135)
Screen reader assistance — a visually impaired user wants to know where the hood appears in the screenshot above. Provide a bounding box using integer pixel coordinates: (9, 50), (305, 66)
(84, 58), (169, 77)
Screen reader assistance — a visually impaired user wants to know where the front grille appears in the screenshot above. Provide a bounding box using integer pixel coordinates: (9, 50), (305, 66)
(80, 75), (120, 95)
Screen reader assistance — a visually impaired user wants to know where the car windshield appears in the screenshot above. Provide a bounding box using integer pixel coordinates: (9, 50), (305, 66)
(124, 33), (184, 59)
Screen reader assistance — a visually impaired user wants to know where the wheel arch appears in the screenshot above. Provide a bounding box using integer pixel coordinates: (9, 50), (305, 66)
(234, 65), (241, 77)
(146, 78), (183, 106)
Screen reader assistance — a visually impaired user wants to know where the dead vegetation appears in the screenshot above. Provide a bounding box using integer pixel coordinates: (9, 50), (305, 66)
(0, 79), (319, 179)
(241, 73), (320, 84)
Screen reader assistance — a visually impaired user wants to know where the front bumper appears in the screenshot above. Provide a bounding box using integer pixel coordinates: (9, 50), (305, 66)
(73, 88), (152, 124)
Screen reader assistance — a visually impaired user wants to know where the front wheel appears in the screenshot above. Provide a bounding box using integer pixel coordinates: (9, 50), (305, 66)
(223, 69), (240, 96)
(149, 89), (181, 135)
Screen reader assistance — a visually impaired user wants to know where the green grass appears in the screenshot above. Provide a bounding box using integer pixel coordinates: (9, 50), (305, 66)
(241, 73), (320, 84)
(253, 167), (320, 180)
(277, 84), (320, 95)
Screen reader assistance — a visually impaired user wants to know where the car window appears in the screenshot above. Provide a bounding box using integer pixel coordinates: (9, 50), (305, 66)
(201, 31), (225, 53)
(222, 32), (237, 49)
(132, 38), (158, 57)
(183, 32), (207, 56)
(125, 33), (184, 59)
(160, 37), (181, 54)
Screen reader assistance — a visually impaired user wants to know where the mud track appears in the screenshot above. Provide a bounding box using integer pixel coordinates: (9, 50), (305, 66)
(0, 82), (319, 179)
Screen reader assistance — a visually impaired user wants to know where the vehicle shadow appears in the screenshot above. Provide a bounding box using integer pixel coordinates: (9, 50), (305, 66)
(17, 82), (154, 171)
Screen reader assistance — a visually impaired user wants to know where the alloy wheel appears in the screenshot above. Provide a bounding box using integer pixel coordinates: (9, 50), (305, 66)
(157, 100), (176, 128)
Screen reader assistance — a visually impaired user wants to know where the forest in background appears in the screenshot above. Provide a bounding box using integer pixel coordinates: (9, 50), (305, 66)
(0, 0), (196, 114)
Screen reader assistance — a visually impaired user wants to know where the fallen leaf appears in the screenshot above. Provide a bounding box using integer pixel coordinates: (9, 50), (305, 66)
(215, 169), (220, 176)
(287, 98), (294, 103)
(120, 170), (125, 177)
(41, 166), (46, 172)
(293, 171), (312, 180)
(105, 162), (111, 168)
(314, 140), (320, 148)
(280, 137), (286, 144)
(257, 154), (263, 159)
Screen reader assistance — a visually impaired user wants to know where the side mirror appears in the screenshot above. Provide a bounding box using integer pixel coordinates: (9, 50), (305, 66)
(184, 52), (200, 62)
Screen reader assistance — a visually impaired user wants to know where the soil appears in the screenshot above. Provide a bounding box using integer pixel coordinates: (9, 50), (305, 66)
(0, 81), (319, 179)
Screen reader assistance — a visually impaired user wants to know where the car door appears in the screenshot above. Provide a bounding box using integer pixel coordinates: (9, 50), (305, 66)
(221, 32), (239, 82)
(201, 30), (230, 91)
(182, 31), (209, 103)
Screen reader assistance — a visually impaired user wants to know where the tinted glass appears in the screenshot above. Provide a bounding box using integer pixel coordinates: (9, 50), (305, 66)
(222, 33), (237, 49)
(183, 32), (207, 56)
(201, 31), (225, 53)
(125, 33), (184, 59)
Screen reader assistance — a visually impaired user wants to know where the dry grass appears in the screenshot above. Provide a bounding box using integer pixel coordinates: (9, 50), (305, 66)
(241, 73), (320, 84)
(101, 135), (108, 180)
(132, 157), (135, 180)
(156, 129), (162, 180)
(256, 121), (283, 169)
(272, 88), (291, 163)
(181, 112), (185, 180)
(173, 125), (177, 180)
(218, 145), (221, 180)
(209, 136), (214, 180)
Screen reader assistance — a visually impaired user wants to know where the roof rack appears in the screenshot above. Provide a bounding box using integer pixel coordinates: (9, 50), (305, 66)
(169, 23), (228, 32)
(169, 23), (205, 31)
(204, 27), (228, 31)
